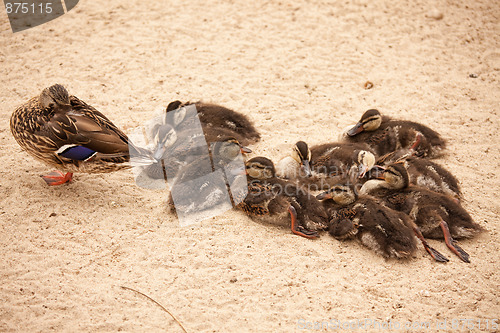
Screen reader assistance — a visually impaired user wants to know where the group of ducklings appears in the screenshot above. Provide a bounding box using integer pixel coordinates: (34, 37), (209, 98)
(11, 84), (482, 263)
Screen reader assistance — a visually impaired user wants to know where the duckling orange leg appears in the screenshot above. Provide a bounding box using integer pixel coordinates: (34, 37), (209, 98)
(288, 205), (319, 239)
(410, 132), (423, 151)
(412, 227), (449, 262)
(41, 171), (73, 186)
(439, 219), (470, 263)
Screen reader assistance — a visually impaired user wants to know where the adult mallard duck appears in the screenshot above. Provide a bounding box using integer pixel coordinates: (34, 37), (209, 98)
(360, 163), (482, 262)
(165, 100), (261, 146)
(317, 183), (418, 259)
(340, 109), (446, 158)
(237, 156), (328, 239)
(276, 140), (376, 190)
(10, 84), (146, 185)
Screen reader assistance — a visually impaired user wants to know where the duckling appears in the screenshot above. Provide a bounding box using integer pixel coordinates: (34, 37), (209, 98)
(316, 184), (417, 259)
(360, 163), (482, 262)
(10, 84), (149, 185)
(375, 149), (462, 201)
(141, 123), (252, 183)
(341, 109), (446, 157)
(167, 137), (250, 222)
(237, 157), (328, 239)
(276, 141), (376, 190)
(166, 100), (261, 146)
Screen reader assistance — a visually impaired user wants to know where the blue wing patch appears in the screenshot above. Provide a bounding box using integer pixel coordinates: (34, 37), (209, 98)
(57, 145), (97, 161)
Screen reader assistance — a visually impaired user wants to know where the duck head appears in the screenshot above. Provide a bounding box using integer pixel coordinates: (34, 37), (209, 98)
(291, 141), (312, 177)
(316, 184), (357, 205)
(152, 124), (178, 161)
(347, 109), (382, 136)
(39, 84), (71, 111)
(355, 150), (376, 178)
(245, 157), (276, 180)
(378, 163), (410, 190)
(212, 137), (252, 161)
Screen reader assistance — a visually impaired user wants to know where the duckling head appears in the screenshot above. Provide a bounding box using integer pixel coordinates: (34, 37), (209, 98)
(152, 124), (177, 161)
(347, 109), (382, 136)
(355, 150), (376, 178)
(165, 100), (192, 127)
(382, 163), (410, 189)
(213, 138), (252, 162)
(245, 157), (276, 180)
(39, 84), (71, 111)
(316, 184), (357, 205)
(292, 141), (312, 177)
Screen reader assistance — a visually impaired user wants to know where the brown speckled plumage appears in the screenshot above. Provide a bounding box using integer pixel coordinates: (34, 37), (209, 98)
(362, 163), (482, 262)
(166, 100), (261, 146)
(318, 184), (417, 259)
(238, 157), (328, 238)
(10, 84), (133, 174)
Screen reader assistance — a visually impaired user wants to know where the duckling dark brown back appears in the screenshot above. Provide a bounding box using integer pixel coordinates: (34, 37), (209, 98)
(343, 109), (446, 158)
(238, 157), (328, 239)
(166, 100), (261, 146)
(317, 184), (417, 259)
(361, 163), (482, 262)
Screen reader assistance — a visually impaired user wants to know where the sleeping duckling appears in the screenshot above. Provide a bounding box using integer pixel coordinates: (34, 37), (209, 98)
(361, 163), (482, 262)
(316, 184), (417, 259)
(375, 149), (462, 201)
(167, 137), (250, 221)
(237, 157), (328, 239)
(142, 125), (252, 183)
(276, 141), (376, 189)
(166, 100), (261, 146)
(341, 109), (446, 158)
(10, 84), (149, 185)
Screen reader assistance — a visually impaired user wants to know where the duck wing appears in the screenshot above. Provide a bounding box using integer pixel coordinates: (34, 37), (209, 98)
(35, 96), (130, 161)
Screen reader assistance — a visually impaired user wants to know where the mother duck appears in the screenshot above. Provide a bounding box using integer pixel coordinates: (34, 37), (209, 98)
(10, 84), (146, 185)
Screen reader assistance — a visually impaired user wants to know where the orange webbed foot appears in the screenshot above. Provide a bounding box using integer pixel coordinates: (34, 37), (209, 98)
(41, 171), (73, 186)
(289, 205), (319, 239)
(440, 219), (470, 263)
(413, 226), (449, 263)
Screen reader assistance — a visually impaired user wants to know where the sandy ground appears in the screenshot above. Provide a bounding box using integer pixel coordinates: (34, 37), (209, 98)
(1, 0), (499, 332)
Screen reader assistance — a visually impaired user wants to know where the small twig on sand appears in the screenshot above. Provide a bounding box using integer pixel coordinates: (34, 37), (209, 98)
(120, 285), (188, 333)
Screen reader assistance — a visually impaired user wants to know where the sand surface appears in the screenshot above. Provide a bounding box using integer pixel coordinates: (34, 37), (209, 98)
(1, 0), (499, 332)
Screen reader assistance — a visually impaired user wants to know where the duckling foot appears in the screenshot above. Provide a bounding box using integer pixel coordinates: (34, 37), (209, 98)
(41, 171), (73, 186)
(413, 227), (449, 262)
(440, 220), (470, 263)
(288, 206), (319, 239)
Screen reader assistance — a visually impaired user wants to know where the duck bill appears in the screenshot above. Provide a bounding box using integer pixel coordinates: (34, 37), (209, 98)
(153, 146), (166, 162)
(301, 160), (312, 177)
(358, 164), (368, 178)
(316, 191), (331, 200)
(240, 146), (252, 154)
(347, 122), (364, 136)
